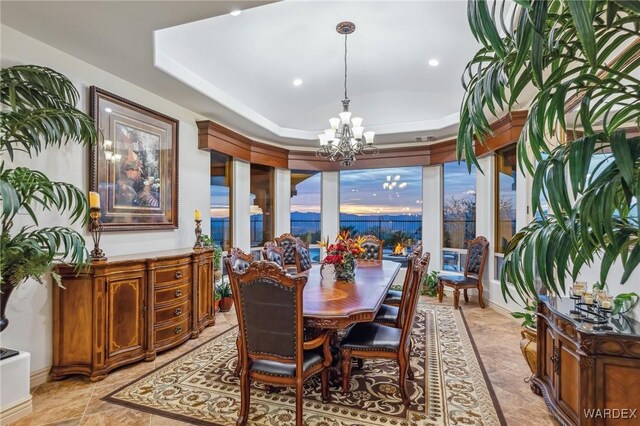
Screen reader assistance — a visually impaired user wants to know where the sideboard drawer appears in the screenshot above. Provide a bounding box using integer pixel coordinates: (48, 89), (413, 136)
(154, 264), (191, 286)
(155, 299), (191, 324)
(155, 317), (191, 348)
(154, 281), (191, 305)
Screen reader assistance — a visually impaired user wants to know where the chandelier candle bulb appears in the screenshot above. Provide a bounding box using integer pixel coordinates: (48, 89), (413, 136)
(89, 191), (100, 209)
(194, 209), (202, 221)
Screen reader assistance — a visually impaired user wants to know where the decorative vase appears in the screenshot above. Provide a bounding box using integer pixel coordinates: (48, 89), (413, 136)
(335, 258), (357, 282)
(214, 299), (221, 312)
(0, 281), (15, 333)
(520, 325), (539, 394)
(219, 297), (234, 312)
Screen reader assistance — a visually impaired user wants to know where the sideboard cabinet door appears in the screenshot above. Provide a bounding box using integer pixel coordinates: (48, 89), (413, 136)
(105, 271), (147, 365)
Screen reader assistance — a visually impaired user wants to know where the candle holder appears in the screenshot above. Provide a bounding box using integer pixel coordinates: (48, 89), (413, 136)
(89, 207), (107, 260)
(193, 219), (203, 249)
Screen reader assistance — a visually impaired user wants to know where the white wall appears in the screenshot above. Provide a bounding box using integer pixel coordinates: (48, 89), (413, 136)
(274, 168), (291, 236)
(1, 25), (213, 373)
(232, 159), (251, 251)
(321, 172), (340, 252)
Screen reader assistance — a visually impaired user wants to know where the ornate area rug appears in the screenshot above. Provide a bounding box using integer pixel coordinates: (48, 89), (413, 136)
(105, 304), (506, 425)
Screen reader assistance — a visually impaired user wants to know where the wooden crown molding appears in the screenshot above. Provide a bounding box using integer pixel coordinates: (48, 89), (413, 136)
(197, 112), (527, 171)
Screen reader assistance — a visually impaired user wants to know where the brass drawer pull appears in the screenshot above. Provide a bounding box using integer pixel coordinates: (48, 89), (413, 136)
(175, 271), (183, 279)
(174, 290), (182, 298)
(174, 326), (182, 334)
(174, 308), (182, 316)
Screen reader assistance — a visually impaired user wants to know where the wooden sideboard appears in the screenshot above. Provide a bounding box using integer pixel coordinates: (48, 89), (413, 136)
(51, 248), (214, 381)
(533, 297), (640, 425)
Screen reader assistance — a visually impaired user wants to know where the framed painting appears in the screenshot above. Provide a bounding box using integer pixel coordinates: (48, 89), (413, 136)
(90, 87), (179, 231)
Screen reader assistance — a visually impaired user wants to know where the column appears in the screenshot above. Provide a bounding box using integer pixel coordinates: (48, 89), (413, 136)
(475, 154), (496, 301)
(274, 168), (291, 237)
(422, 165), (443, 271)
(232, 158), (251, 251)
(321, 171), (340, 250)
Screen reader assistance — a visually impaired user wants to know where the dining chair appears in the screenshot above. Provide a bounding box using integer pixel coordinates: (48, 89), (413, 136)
(359, 235), (384, 260)
(437, 236), (489, 309)
(294, 238), (312, 274)
(275, 232), (298, 269)
(384, 241), (422, 306)
(262, 241), (285, 268)
(376, 251), (425, 326)
(339, 251), (430, 406)
(232, 261), (332, 426)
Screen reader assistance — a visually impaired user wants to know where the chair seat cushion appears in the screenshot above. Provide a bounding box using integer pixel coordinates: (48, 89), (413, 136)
(438, 274), (478, 287)
(374, 304), (399, 325)
(250, 348), (324, 377)
(340, 322), (401, 352)
(384, 289), (402, 304)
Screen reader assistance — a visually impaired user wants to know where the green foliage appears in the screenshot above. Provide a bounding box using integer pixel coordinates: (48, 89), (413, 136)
(216, 279), (232, 298)
(511, 300), (538, 328)
(214, 288), (222, 301)
(459, 0), (640, 304)
(200, 235), (223, 271)
(0, 65), (96, 288)
(421, 270), (440, 297)
(612, 292), (639, 315)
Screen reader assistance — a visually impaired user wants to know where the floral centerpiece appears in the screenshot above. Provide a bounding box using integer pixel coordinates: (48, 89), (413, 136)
(319, 231), (365, 282)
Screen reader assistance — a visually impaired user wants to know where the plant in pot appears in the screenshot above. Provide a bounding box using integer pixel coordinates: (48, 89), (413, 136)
(217, 278), (233, 312)
(458, 1), (639, 375)
(0, 65), (95, 359)
(214, 288), (222, 312)
(201, 235), (223, 281)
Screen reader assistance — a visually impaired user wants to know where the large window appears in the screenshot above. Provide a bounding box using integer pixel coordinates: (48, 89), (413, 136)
(290, 170), (321, 244)
(340, 167), (422, 251)
(495, 145), (517, 253)
(210, 152), (231, 250)
(442, 161), (477, 271)
(250, 164), (274, 247)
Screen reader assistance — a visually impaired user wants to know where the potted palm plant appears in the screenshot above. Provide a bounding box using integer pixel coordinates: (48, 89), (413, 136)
(458, 1), (639, 367)
(0, 65), (96, 357)
(217, 279), (233, 312)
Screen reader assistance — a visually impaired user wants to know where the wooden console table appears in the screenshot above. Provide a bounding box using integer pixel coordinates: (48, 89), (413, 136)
(533, 296), (640, 425)
(51, 248), (214, 381)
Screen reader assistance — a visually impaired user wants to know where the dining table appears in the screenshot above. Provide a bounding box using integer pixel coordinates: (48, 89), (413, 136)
(301, 260), (401, 330)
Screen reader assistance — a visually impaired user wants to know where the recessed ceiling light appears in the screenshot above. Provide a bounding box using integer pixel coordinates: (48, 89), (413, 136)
(293, 78), (303, 86)
(428, 58), (440, 67)
(229, 10), (241, 16)
(104, 108), (112, 113)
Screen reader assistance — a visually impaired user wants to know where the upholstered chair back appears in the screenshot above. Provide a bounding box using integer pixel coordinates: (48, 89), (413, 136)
(359, 235), (384, 260)
(396, 250), (421, 326)
(275, 233), (297, 267)
(232, 262), (306, 362)
(400, 252), (430, 350)
(262, 241), (285, 268)
(225, 247), (254, 274)
(294, 239), (313, 273)
(464, 236), (489, 278)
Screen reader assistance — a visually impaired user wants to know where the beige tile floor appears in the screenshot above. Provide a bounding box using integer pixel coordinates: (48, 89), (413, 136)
(11, 295), (559, 426)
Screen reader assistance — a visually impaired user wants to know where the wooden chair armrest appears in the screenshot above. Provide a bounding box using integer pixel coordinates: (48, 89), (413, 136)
(303, 330), (331, 350)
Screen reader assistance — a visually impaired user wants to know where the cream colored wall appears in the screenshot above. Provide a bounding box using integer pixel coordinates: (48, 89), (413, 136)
(1, 25), (212, 373)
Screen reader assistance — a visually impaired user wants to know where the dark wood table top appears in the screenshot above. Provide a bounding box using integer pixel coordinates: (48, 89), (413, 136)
(301, 260), (401, 329)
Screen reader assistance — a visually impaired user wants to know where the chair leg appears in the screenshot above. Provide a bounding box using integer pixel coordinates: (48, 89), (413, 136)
(477, 282), (486, 308)
(398, 355), (411, 407)
(236, 369), (250, 426)
(407, 341), (414, 380)
(463, 289), (469, 302)
(437, 280), (444, 303)
(295, 380), (304, 426)
(341, 348), (353, 393)
(453, 288), (460, 309)
(321, 368), (330, 403)
(234, 337), (242, 377)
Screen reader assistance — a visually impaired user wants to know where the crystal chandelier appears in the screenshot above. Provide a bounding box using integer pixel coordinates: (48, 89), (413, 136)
(316, 21), (377, 167)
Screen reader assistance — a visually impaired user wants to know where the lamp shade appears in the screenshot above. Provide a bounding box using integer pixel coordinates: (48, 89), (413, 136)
(353, 126), (364, 140)
(364, 131), (375, 145)
(318, 134), (329, 146)
(329, 117), (341, 131)
(339, 111), (352, 124)
(324, 129), (335, 139)
(351, 117), (363, 127)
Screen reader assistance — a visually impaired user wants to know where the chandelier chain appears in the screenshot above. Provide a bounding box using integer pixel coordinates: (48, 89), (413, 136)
(344, 33), (348, 102)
